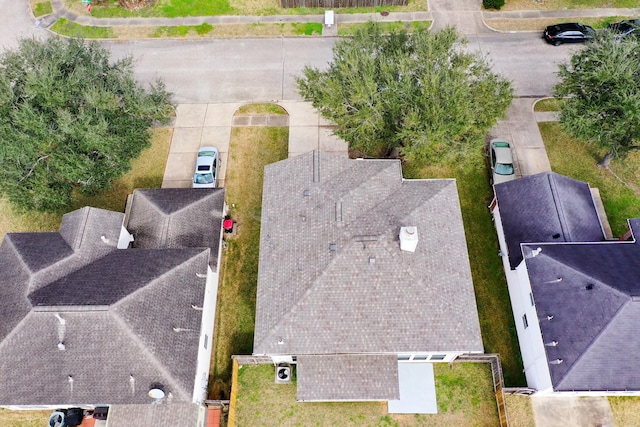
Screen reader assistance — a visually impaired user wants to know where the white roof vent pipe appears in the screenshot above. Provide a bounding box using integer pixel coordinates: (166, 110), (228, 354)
(399, 226), (418, 252)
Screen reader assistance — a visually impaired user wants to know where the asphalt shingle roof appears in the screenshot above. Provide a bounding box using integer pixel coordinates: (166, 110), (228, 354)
(254, 151), (483, 357)
(494, 172), (605, 269)
(297, 354), (400, 401)
(0, 195), (223, 406)
(126, 188), (225, 270)
(524, 224), (640, 391)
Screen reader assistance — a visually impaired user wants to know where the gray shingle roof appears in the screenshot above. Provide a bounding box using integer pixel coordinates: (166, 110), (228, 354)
(297, 354), (400, 401)
(0, 191), (224, 406)
(494, 172), (605, 269)
(524, 229), (640, 392)
(254, 151), (483, 356)
(106, 403), (200, 427)
(126, 188), (225, 270)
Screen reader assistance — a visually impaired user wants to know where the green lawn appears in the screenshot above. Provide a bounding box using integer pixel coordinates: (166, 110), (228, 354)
(404, 150), (526, 387)
(234, 362), (499, 426)
(209, 126), (289, 399)
(67, 0), (425, 18)
(51, 18), (116, 38)
(540, 122), (640, 236)
(0, 409), (51, 427)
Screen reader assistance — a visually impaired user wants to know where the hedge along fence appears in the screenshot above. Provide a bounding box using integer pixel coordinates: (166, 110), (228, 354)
(280, 0), (406, 8)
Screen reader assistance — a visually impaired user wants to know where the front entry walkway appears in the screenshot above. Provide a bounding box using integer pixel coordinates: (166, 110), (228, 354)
(388, 363), (437, 414)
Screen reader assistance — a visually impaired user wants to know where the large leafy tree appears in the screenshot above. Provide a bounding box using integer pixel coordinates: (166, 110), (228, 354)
(0, 37), (173, 212)
(297, 23), (513, 162)
(554, 31), (640, 162)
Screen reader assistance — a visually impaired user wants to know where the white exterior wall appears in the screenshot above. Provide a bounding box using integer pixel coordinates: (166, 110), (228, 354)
(192, 227), (225, 403)
(491, 202), (552, 393)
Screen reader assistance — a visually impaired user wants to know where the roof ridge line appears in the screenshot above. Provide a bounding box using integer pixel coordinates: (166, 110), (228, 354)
(547, 173), (573, 242)
(555, 298), (631, 389)
(109, 309), (192, 401)
(254, 235), (349, 353)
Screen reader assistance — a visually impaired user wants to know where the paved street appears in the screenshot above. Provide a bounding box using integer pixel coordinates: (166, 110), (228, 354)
(106, 32), (571, 103)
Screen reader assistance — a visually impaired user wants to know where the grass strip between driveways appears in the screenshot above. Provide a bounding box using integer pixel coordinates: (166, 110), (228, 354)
(405, 149), (526, 387)
(233, 362), (499, 426)
(209, 126), (289, 399)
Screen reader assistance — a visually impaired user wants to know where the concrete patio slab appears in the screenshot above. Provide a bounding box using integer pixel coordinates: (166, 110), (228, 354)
(531, 396), (614, 427)
(388, 363), (437, 414)
(175, 104), (208, 128)
(170, 127), (203, 153)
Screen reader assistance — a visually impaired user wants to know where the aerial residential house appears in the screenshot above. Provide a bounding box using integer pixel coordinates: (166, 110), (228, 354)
(491, 172), (640, 395)
(0, 188), (225, 417)
(252, 151), (483, 411)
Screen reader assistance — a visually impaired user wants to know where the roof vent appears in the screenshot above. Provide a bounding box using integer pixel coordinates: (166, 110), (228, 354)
(303, 189), (310, 197)
(278, 337), (284, 345)
(550, 359), (563, 365)
(399, 227), (418, 252)
(276, 364), (291, 384)
(369, 257), (376, 265)
(58, 342), (66, 351)
(545, 341), (558, 347)
(329, 243), (337, 251)
(148, 384), (165, 403)
(586, 284), (594, 290)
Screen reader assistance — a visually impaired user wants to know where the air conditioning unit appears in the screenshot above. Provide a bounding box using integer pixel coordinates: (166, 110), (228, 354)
(275, 364), (291, 384)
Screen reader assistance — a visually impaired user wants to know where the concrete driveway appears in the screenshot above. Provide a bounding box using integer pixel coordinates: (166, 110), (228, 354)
(161, 101), (347, 188)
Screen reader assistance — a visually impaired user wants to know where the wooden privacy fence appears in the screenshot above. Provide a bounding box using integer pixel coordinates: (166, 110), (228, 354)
(280, 0), (406, 8)
(456, 354), (510, 427)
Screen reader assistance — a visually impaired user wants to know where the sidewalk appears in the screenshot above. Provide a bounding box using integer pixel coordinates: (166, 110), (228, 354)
(46, 0), (640, 32)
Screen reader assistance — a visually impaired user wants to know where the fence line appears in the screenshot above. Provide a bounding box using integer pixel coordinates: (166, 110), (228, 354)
(456, 354), (510, 427)
(232, 355), (273, 365)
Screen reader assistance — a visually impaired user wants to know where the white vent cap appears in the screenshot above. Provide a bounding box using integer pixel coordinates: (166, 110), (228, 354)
(399, 226), (418, 252)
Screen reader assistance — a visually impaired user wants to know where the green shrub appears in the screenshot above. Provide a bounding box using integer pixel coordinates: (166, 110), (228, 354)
(483, 0), (504, 10)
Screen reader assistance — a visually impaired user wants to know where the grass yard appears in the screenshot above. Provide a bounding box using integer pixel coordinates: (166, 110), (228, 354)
(209, 126), (289, 399)
(504, 394), (535, 427)
(32, 1), (53, 17)
(338, 20), (431, 35)
(404, 150), (526, 387)
(63, 0), (425, 18)
(501, 0), (640, 11)
(0, 128), (171, 243)
(233, 362), (498, 426)
(51, 18), (116, 38)
(540, 122), (640, 236)
(0, 409), (51, 427)
(609, 397), (640, 427)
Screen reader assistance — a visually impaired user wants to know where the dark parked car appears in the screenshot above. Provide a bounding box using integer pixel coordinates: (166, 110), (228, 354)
(608, 19), (640, 40)
(543, 23), (595, 46)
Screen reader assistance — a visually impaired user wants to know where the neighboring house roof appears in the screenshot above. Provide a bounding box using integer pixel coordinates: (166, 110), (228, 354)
(0, 190), (224, 406)
(524, 219), (640, 392)
(126, 188), (225, 269)
(494, 172), (605, 269)
(106, 403), (200, 427)
(254, 151), (483, 357)
(297, 354), (400, 401)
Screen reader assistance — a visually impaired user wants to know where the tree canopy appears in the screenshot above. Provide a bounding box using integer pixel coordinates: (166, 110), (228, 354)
(297, 23), (513, 162)
(554, 30), (640, 160)
(0, 37), (173, 212)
